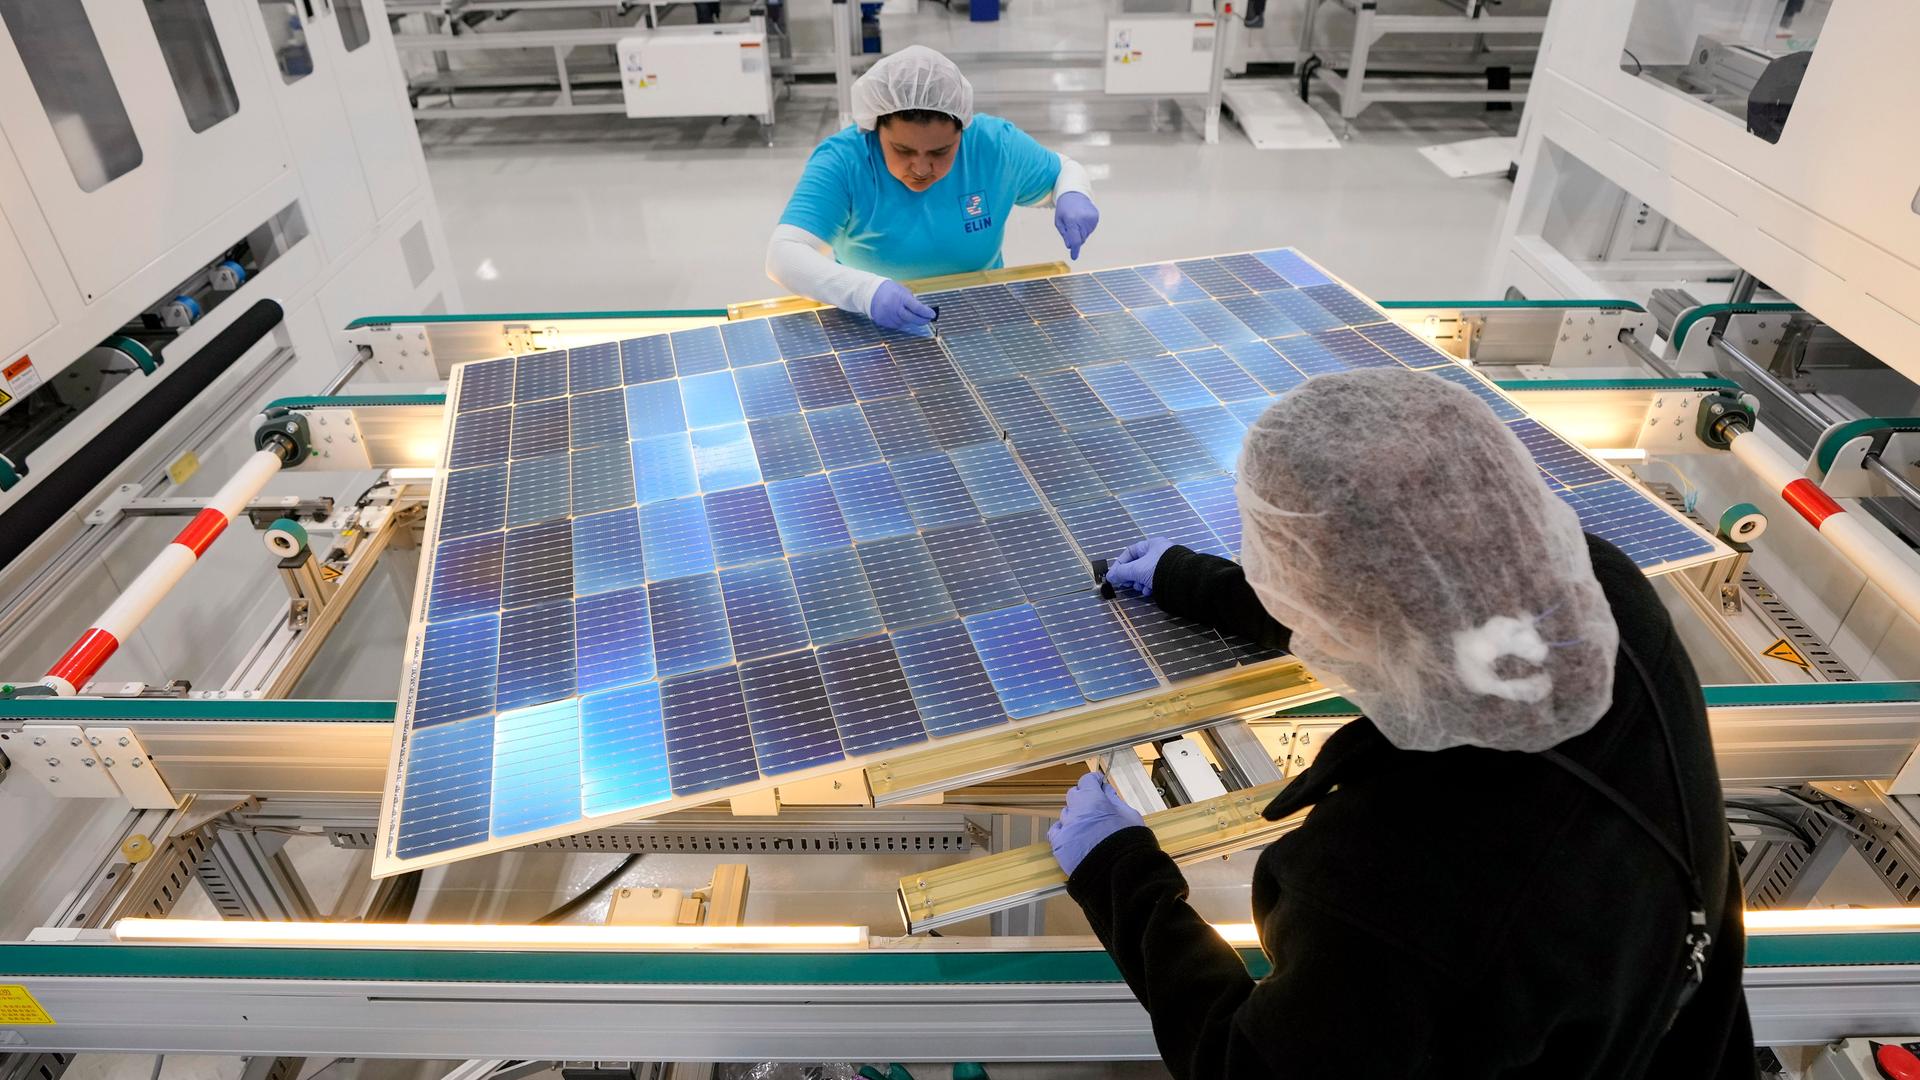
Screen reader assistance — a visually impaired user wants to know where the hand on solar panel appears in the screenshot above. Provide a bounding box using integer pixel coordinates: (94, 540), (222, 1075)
(869, 280), (937, 337)
(1048, 772), (1147, 875)
(1104, 537), (1173, 597)
(1054, 192), (1100, 261)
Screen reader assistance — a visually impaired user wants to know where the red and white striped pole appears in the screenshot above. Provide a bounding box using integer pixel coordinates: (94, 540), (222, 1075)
(1727, 426), (1920, 618)
(42, 448), (289, 696)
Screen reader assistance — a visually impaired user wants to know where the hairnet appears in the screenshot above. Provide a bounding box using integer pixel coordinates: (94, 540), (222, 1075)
(1235, 370), (1618, 752)
(851, 46), (974, 131)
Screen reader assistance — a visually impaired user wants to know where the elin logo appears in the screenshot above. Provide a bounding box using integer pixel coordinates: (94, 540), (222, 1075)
(960, 191), (992, 233)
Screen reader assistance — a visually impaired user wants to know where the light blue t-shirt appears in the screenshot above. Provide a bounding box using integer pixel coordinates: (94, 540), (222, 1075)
(778, 115), (1062, 282)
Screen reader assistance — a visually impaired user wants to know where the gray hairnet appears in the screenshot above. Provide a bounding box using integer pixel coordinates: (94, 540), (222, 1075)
(851, 46), (974, 131)
(1236, 370), (1619, 752)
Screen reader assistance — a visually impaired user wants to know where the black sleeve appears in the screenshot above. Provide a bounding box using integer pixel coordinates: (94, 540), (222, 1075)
(1150, 546), (1292, 652)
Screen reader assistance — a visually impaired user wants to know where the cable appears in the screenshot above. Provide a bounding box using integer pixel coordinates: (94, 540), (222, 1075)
(1723, 802), (1817, 848)
(1622, 48), (1644, 75)
(531, 853), (643, 925)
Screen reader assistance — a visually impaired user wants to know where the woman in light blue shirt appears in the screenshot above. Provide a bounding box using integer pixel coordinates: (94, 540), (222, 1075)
(765, 46), (1100, 336)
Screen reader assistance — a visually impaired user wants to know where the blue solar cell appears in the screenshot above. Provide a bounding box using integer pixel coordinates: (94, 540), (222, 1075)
(920, 289), (986, 335)
(828, 463), (915, 541)
(945, 329), (1017, 384)
(440, 463), (508, 540)
(691, 423), (762, 492)
(1138, 263), (1214, 303)
(569, 342), (622, 393)
(1039, 317), (1111, 366)
(1222, 340), (1306, 393)
(918, 386), (997, 449)
(788, 354), (856, 409)
(861, 396), (940, 458)
(661, 665), (757, 795)
(1174, 258), (1254, 299)
(789, 547), (884, 643)
(962, 283), (1028, 328)
(1070, 421), (1167, 495)
(510, 397), (569, 460)
(580, 682), (672, 815)
(950, 440), (1044, 516)
(840, 346), (908, 400)
(395, 714), (494, 857)
(681, 371), (745, 429)
(806, 404), (884, 470)
(572, 507), (646, 595)
(495, 599), (574, 710)
(857, 534), (956, 630)
(639, 496), (715, 580)
(1176, 300), (1260, 346)
(720, 319), (781, 367)
(891, 619), (1006, 736)
(1303, 283), (1383, 325)
(1130, 354), (1218, 411)
(734, 362), (802, 419)
(449, 407), (511, 470)
(1115, 591), (1240, 680)
(1177, 348), (1268, 403)
(1228, 396), (1280, 426)
(771, 312), (830, 359)
(1053, 273), (1123, 315)
(1080, 362), (1164, 420)
(1562, 479), (1717, 567)
(1217, 252), (1292, 291)
(1087, 311), (1165, 361)
(1311, 328), (1399, 370)
(575, 585), (654, 693)
(570, 389), (629, 448)
(748, 414), (823, 481)
(718, 560), (811, 664)
(459, 358), (515, 413)
(1009, 278), (1076, 322)
(670, 326), (729, 376)
(632, 434), (699, 503)
(648, 574), (734, 677)
(987, 510), (1090, 600)
(891, 452), (981, 529)
(621, 336), (675, 385)
(767, 473), (853, 553)
(816, 634), (927, 754)
(1177, 474), (1243, 557)
(491, 698), (583, 837)
(739, 652), (845, 775)
(415, 614), (499, 728)
(1356, 322), (1452, 370)
(515, 351), (567, 402)
(976, 378), (1056, 437)
(1269, 334), (1347, 376)
(507, 454), (570, 527)
(1264, 289), (1346, 333)
(1426, 363), (1524, 421)
(888, 337), (962, 390)
(1123, 414), (1220, 482)
(1055, 496), (1145, 562)
(1255, 249), (1333, 286)
(1030, 369), (1115, 430)
(992, 323), (1059, 377)
(571, 442), (636, 515)
(1032, 591), (1161, 700)
(1121, 485), (1229, 557)
(820, 306), (886, 352)
(705, 485), (784, 568)
(926, 519), (1025, 615)
(1510, 418), (1616, 489)
(1219, 294), (1304, 340)
(1010, 427), (1107, 507)
(1092, 268), (1167, 309)
(1175, 406), (1247, 472)
(501, 520), (573, 610)
(1134, 305), (1212, 352)
(964, 604), (1085, 719)
(625, 380), (688, 438)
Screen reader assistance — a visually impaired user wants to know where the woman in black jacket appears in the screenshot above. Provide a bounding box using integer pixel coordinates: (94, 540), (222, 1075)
(1050, 370), (1757, 1079)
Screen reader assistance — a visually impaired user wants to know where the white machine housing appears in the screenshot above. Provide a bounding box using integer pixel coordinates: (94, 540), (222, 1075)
(1105, 14), (1219, 96)
(618, 27), (774, 119)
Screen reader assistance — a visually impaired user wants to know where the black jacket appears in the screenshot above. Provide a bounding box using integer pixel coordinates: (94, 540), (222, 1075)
(1066, 535), (1755, 1079)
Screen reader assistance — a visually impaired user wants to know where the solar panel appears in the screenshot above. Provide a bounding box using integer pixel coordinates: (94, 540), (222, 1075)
(382, 247), (1727, 872)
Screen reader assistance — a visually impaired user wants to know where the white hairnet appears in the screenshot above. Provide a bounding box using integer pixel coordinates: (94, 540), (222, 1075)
(1236, 370), (1619, 753)
(851, 46), (974, 132)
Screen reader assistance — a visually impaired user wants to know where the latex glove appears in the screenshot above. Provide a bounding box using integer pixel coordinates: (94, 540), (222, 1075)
(1054, 192), (1099, 261)
(1105, 537), (1173, 598)
(868, 280), (936, 337)
(1048, 772), (1147, 875)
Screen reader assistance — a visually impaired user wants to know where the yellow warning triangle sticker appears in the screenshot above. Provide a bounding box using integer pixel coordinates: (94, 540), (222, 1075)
(1764, 638), (1811, 670)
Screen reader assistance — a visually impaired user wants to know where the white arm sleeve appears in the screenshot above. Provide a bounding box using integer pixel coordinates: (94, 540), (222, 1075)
(1052, 154), (1093, 205)
(765, 224), (887, 318)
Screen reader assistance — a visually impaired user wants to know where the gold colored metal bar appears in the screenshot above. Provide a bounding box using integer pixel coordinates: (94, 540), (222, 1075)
(706, 864), (750, 927)
(896, 782), (1304, 934)
(726, 261), (1074, 321)
(866, 660), (1329, 804)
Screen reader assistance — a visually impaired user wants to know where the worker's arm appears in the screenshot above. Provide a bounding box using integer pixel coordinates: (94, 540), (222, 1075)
(764, 223), (888, 317)
(1135, 543), (1291, 651)
(1053, 153), (1093, 205)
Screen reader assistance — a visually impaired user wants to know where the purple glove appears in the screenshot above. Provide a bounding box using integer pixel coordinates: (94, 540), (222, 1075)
(1105, 537), (1172, 597)
(1048, 772), (1147, 875)
(1054, 192), (1099, 261)
(869, 280), (936, 337)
